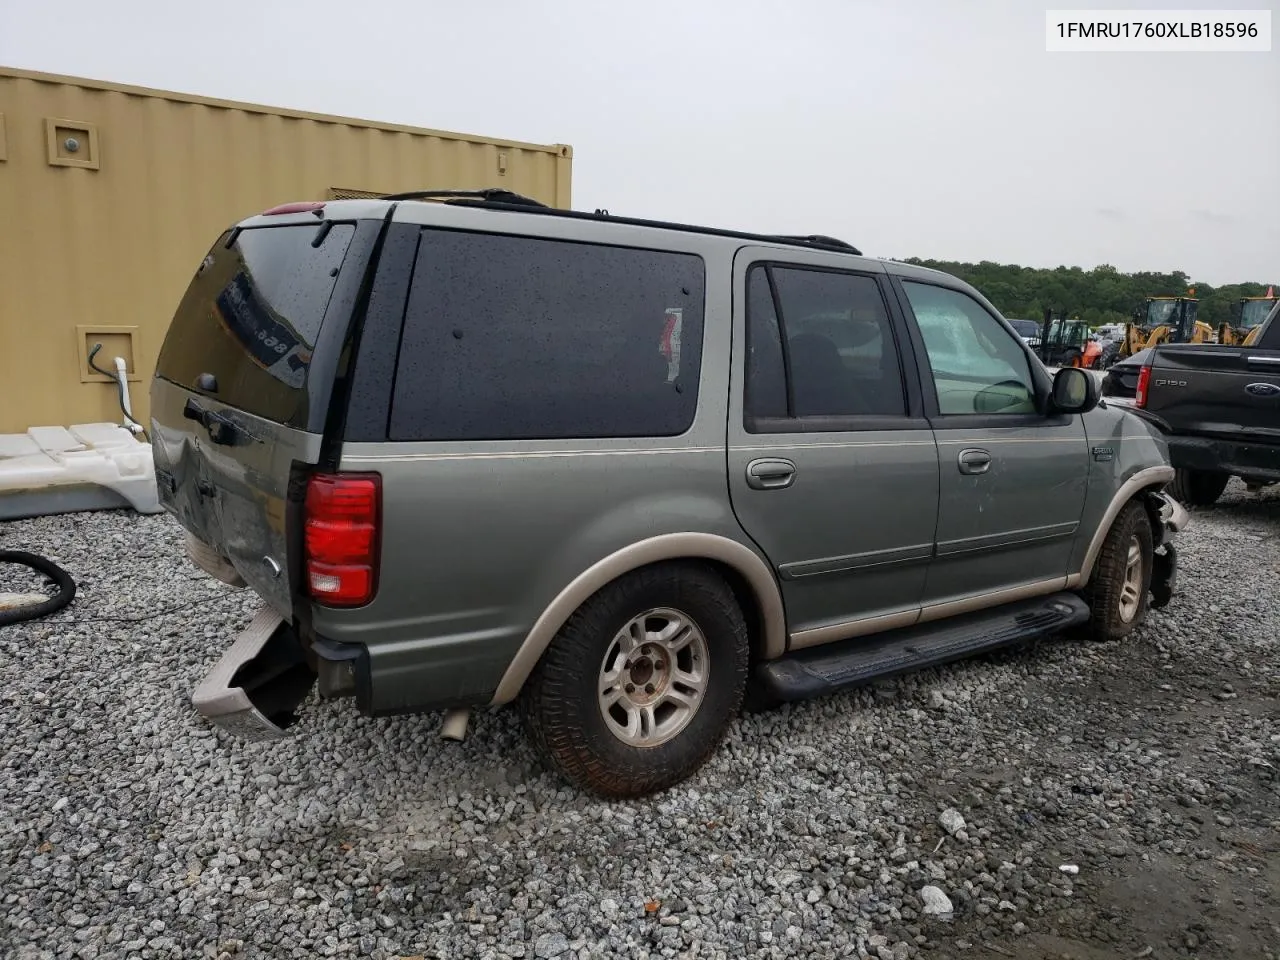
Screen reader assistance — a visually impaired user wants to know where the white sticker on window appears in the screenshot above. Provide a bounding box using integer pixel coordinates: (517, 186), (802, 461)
(661, 308), (683, 382)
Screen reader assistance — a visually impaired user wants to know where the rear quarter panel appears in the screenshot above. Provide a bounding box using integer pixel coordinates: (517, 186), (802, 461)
(311, 238), (759, 713)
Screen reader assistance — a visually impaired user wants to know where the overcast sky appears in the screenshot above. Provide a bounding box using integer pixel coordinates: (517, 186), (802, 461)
(2, 0), (1276, 284)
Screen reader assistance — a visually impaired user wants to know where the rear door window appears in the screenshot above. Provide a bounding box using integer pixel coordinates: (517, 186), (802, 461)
(390, 230), (706, 441)
(743, 263), (908, 426)
(155, 222), (355, 427)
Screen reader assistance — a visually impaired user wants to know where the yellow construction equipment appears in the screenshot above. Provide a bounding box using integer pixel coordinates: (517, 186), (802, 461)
(1218, 287), (1276, 346)
(1113, 291), (1214, 362)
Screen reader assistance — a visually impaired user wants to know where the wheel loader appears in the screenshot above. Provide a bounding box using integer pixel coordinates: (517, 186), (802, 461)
(1099, 293), (1214, 368)
(1218, 287), (1276, 346)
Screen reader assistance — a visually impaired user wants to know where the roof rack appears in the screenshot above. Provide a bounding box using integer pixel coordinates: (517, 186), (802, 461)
(384, 189), (861, 256)
(381, 188), (549, 208)
(774, 234), (859, 252)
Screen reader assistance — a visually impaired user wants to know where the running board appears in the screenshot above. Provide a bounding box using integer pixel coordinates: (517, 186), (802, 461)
(758, 592), (1090, 703)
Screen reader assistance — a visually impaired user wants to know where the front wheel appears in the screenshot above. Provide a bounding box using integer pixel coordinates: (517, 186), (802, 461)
(520, 562), (749, 798)
(1168, 468), (1229, 507)
(1080, 501), (1154, 642)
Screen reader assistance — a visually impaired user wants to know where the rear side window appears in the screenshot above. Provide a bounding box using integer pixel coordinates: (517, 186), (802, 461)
(390, 230), (705, 441)
(744, 263), (908, 427)
(156, 223), (355, 427)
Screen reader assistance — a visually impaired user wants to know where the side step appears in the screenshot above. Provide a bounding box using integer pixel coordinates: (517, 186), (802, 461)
(757, 591), (1090, 703)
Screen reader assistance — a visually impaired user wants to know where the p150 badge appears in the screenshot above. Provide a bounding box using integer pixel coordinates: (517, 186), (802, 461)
(1245, 382), (1280, 398)
(1154, 379), (1187, 387)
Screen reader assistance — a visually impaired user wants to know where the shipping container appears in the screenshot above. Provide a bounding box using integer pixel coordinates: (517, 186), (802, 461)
(0, 67), (573, 433)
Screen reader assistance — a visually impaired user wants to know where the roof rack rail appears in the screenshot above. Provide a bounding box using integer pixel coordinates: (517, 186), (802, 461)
(773, 234), (861, 254)
(381, 188), (549, 208)
(382, 190), (862, 257)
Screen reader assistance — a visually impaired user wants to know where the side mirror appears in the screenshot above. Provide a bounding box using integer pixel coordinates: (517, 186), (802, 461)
(1051, 366), (1099, 415)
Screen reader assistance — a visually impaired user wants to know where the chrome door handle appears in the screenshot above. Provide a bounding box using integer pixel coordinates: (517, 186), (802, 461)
(746, 458), (796, 490)
(957, 448), (992, 475)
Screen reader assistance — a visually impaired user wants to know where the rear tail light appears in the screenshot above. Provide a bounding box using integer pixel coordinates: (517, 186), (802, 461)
(304, 472), (381, 607)
(1134, 364), (1152, 408)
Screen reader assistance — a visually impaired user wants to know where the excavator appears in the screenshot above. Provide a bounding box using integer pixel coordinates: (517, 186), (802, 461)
(1101, 290), (1215, 367)
(1218, 287), (1276, 347)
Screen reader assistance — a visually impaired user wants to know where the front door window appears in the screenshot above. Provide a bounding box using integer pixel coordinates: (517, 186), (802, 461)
(901, 282), (1036, 416)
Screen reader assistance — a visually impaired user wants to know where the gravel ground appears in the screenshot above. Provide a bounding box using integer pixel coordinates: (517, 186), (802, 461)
(1, 481), (1277, 960)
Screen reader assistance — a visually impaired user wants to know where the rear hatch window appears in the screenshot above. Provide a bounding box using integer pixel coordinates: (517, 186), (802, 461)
(155, 222), (355, 428)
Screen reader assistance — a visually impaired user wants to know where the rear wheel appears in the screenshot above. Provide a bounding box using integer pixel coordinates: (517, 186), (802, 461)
(520, 562), (749, 798)
(1168, 468), (1229, 507)
(1080, 501), (1154, 642)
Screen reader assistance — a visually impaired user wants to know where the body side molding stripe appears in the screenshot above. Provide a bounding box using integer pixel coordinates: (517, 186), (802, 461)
(935, 521), (1078, 558)
(779, 543), (934, 579)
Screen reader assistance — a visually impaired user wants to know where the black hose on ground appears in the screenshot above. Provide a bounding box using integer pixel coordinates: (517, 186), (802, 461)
(0, 551), (77, 626)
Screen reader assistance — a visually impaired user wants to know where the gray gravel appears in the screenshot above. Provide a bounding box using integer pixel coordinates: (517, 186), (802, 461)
(1, 482), (1277, 960)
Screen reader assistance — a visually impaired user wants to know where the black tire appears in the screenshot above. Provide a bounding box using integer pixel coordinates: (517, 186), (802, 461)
(1168, 468), (1229, 507)
(520, 562), (749, 799)
(1079, 501), (1154, 642)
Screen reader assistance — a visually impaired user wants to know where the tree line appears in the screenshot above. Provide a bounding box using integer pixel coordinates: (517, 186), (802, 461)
(901, 258), (1279, 329)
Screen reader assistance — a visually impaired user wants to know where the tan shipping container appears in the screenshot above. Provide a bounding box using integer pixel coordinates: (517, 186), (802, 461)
(0, 67), (573, 433)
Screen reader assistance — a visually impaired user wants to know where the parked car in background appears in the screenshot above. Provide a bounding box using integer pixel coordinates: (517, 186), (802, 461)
(150, 191), (1189, 798)
(1101, 348), (1152, 404)
(1007, 318), (1042, 348)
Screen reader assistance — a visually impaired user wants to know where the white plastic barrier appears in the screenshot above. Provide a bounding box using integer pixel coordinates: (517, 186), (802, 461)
(0, 423), (161, 520)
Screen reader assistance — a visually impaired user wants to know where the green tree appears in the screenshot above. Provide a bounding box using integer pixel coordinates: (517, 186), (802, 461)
(898, 257), (1278, 329)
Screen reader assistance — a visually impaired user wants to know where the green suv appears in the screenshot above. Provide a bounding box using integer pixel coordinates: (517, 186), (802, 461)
(150, 190), (1188, 798)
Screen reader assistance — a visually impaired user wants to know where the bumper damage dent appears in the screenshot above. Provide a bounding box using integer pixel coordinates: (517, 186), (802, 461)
(1144, 489), (1187, 610)
(191, 606), (316, 740)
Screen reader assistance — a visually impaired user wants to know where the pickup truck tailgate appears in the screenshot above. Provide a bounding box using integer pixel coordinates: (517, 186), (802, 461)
(1145, 346), (1280, 443)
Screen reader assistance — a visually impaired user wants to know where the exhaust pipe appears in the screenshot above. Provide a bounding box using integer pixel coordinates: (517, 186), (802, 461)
(440, 708), (470, 741)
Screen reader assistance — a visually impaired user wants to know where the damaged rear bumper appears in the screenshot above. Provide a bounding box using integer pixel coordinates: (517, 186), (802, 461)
(191, 605), (370, 740)
(191, 607), (317, 739)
